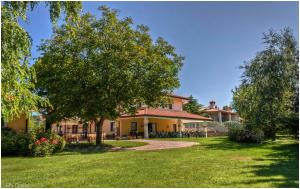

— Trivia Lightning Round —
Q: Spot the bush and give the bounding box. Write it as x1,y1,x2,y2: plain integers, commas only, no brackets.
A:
51,133,66,153
1,128,33,156
278,113,299,139
1,127,66,157
34,127,51,140
30,137,54,157
14,132,33,155
228,123,264,143
29,128,66,157
2,128,18,155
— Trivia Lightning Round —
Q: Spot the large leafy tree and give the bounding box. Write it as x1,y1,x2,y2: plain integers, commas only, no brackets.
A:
232,28,299,140
1,2,82,122
34,7,184,145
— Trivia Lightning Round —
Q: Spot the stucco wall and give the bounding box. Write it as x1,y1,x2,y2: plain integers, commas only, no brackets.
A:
119,117,180,136
172,98,184,111
148,118,178,132
51,119,115,135
6,114,27,132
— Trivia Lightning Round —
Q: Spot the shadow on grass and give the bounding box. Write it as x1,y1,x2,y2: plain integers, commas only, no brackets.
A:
232,142,299,187
202,137,299,187
249,142,299,188
58,143,126,155
200,137,262,151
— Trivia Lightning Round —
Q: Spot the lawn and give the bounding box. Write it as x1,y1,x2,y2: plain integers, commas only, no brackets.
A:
1,136,298,188
63,140,148,154
104,140,147,148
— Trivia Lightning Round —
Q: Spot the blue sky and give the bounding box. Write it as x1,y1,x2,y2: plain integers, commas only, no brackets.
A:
21,1,299,108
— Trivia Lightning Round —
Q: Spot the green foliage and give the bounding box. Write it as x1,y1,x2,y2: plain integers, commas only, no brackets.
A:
34,6,184,145
278,112,299,138
1,127,65,157
28,114,46,130
183,95,204,115
51,133,66,153
222,105,232,110
29,127,66,157
1,128,33,156
232,28,299,140
228,123,264,143
1,2,82,122
33,126,51,139
30,138,54,157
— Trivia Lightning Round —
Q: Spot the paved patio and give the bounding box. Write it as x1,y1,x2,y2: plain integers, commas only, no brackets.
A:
128,139,198,151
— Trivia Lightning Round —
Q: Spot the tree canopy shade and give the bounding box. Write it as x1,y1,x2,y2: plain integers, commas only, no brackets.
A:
1,1,82,122
34,6,184,145
232,28,299,140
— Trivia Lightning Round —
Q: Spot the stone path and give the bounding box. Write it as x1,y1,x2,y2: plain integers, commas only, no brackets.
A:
128,139,198,151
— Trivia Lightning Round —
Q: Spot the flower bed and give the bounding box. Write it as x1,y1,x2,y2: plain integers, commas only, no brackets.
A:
2,127,66,157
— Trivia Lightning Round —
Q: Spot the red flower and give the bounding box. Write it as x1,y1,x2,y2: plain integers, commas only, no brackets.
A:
51,140,58,145
40,137,48,143
35,140,41,145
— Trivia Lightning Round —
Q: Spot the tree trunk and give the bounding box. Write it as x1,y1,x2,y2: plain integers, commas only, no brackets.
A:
1,116,5,128
25,118,29,133
271,125,276,141
95,117,105,146
45,117,52,132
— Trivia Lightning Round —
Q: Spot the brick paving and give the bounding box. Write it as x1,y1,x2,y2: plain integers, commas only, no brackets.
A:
128,139,198,151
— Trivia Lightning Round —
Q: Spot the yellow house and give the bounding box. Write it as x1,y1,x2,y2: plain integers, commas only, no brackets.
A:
5,114,29,133
7,94,212,141
118,94,212,138
50,94,211,141
51,119,116,142
4,112,46,133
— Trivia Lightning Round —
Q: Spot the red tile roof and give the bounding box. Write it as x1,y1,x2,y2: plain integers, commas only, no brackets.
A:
168,94,190,100
121,108,212,121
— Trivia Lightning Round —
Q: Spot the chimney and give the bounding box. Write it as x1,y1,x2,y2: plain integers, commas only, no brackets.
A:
209,100,216,109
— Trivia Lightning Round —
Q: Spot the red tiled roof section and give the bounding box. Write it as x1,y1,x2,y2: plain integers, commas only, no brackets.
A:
121,108,212,121
168,94,190,100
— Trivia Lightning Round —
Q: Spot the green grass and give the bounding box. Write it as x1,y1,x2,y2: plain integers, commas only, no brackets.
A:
1,136,298,188
104,140,147,148
62,140,147,154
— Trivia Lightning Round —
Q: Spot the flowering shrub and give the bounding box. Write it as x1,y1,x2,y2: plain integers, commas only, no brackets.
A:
50,133,66,153
29,130,66,157
30,137,54,157
2,127,66,157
